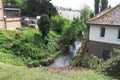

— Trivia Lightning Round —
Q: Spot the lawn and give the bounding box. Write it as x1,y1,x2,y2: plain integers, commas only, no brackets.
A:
0,62,116,80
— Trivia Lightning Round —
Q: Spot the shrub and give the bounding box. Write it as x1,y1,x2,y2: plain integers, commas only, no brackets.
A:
33,60,40,67
103,48,120,79
38,14,51,38
78,55,103,70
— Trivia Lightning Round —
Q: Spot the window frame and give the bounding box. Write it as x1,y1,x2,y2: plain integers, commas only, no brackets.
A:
118,29,120,39
100,27,106,38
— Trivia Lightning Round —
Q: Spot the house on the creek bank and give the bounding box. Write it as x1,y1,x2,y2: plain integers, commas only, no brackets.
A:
87,5,120,60
0,0,21,30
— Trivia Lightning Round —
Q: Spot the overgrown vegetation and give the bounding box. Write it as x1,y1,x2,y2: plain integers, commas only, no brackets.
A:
62,18,86,45
103,48,120,79
0,28,60,67
76,55,104,70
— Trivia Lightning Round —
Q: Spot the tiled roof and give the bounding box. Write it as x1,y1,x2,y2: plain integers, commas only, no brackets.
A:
87,5,120,26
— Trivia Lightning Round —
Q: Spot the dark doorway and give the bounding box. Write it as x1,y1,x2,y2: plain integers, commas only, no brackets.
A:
102,50,110,60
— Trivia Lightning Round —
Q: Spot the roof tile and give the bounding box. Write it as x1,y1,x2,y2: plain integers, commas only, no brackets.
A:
87,5,120,26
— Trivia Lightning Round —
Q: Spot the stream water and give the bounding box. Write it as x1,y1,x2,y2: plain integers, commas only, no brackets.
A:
51,41,81,66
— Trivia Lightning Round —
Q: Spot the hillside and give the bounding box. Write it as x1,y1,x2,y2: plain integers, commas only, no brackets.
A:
0,28,60,67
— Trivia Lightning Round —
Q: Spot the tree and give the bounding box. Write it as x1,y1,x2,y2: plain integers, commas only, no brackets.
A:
62,18,87,45
38,14,51,38
4,0,17,5
101,0,108,11
94,0,100,14
25,0,37,16
80,4,94,21
25,0,57,17
51,16,70,34
94,0,108,14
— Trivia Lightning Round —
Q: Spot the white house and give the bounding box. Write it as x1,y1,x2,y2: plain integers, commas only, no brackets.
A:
87,5,120,59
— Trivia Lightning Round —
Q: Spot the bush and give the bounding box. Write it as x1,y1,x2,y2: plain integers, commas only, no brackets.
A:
38,14,51,38
78,55,103,70
103,48,120,79
33,60,40,67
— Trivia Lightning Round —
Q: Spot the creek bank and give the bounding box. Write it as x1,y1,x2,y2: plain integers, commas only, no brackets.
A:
51,41,81,66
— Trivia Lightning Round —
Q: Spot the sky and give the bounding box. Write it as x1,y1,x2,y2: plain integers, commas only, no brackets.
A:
51,0,120,10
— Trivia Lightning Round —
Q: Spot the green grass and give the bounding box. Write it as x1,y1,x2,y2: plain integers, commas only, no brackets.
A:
0,52,24,66
0,62,116,80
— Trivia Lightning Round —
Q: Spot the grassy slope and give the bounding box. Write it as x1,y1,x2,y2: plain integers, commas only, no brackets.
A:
0,62,115,80
0,28,60,66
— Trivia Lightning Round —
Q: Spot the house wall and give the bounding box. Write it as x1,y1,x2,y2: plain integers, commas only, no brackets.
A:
58,10,80,20
0,0,5,29
6,18,21,30
89,25,120,45
88,40,120,58
88,25,120,58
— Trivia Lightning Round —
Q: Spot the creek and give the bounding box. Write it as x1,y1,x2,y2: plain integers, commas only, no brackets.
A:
51,41,81,66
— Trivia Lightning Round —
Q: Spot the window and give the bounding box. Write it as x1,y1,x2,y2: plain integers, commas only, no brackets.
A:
13,11,20,17
118,29,120,39
5,10,12,18
100,27,105,37
5,10,20,18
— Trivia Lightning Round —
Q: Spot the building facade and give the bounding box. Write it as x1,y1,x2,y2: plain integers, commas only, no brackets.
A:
58,10,80,20
87,5,120,59
0,0,21,30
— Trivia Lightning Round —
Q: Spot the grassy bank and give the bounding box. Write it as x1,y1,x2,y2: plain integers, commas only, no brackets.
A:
0,28,60,67
0,62,115,80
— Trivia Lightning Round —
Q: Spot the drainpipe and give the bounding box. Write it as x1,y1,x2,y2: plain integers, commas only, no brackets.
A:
2,0,7,29
3,16,7,29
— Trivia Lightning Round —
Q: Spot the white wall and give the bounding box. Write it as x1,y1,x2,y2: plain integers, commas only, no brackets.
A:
58,10,80,20
89,25,120,45
0,0,5,29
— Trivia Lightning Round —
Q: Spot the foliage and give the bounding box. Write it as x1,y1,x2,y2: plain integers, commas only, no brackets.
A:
0,52,24,66
94,0,108,14
0,28,60,66
80,4,94,21
38,14,51,38
101,0,108,11
4,0,17,5
78,55,104,70
0,62,115,80
51,16,70,34
62,18,86,45
103,48,120,79
94,0,100,14
24,0,57,17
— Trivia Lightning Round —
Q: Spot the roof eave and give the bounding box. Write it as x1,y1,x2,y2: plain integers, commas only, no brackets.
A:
4,8,20,11
87,23,120,26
